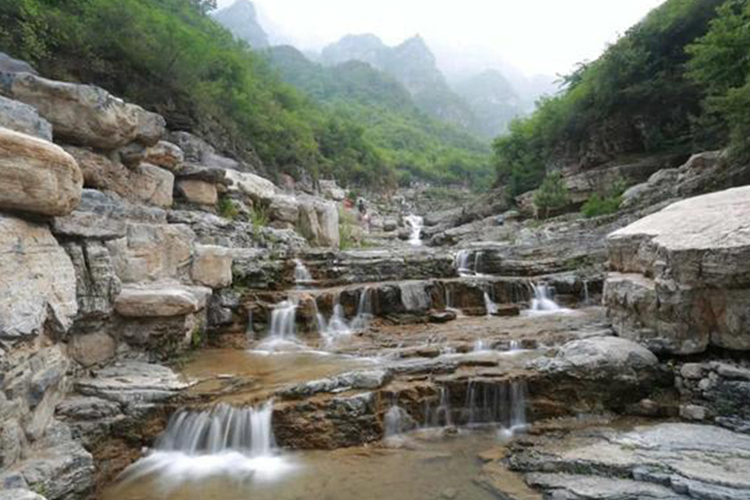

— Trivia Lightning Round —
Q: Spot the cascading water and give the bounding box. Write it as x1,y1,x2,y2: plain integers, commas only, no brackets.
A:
318,294,352,344
269,300,299,340
529,282,569,315
455,250,473,276
384,405,416,439
116,401,292,485
351,287,373,331
483,291,498,317
404,214,424,246
424,381,528,436
294,259,313,287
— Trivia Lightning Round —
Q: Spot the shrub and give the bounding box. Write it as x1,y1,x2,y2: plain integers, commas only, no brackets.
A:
581,177,627,218
533,171,569,218
217,196,239,220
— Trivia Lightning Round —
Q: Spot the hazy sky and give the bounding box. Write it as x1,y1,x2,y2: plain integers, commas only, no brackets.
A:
217,0,666,76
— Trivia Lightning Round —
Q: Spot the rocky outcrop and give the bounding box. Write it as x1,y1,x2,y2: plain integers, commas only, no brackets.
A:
0,127,82,216
0,72,165,150
605,186,750,354
114,285,211,318
0,216,78,343
506,423,750,500
0,96,52,140
190,245,233,289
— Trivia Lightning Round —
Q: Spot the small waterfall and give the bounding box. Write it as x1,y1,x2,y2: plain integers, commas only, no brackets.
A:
530,282,565,313
246,310,255,340
424,381,528,434
582,280,590,305
455,250,473,276
319,294,352,344
294,259,313,287
509,340,521,352
474,339,488,352
483,291,498,316
156,402,276,457
350,287,373,331
404,214,424,246
269,300,298,339
384,405,416,439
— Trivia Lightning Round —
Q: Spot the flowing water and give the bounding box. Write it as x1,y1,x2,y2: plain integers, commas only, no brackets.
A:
404,214,424,246
528,282,570,316
293,259,313,287
268,300,299,340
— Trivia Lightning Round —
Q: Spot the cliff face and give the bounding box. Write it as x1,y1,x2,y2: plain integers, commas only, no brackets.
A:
321,34,479,132
212,0,269,48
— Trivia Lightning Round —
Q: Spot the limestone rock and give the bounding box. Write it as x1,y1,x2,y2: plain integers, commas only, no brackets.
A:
64,146,173,207
269,195,300,228
0,216,78,342
191,245,233,289
279,369,391,399
0,96,52,140
52,189,166,240
0,52,38,75
63,241,122,320
0,127,82,216
0,490,47,500
114,284,211,317
225,169,277,202
168,130,240,171
297,195,340,249
319,180,346,201
0,72,165,149
144,140,184,171
176,179,217,206
75,361,191,405
107,223,195,283
605,186,750,353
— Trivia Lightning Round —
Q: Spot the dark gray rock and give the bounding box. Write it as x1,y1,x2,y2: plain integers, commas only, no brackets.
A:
0,96,52,141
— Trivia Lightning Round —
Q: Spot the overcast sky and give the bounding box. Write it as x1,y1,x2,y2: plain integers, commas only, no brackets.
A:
217,0,666,76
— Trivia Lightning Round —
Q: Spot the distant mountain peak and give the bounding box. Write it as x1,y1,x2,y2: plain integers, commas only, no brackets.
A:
212,0,269,49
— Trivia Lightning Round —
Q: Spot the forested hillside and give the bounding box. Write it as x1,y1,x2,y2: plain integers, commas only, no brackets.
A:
493,0,748,197
0,0,492,190
267,46,494,188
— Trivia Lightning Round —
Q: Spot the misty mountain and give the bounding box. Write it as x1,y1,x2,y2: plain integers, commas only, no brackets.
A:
320,34,478,131
454,70,524,137
212,0,269,49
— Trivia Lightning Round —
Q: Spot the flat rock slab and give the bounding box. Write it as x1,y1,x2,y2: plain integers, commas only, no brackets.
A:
605,186,750,353
75,361,192,405
114,285,211,317
508,422,750,500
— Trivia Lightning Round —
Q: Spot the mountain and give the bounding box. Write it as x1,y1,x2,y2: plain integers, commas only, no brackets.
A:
321,34,479,132
454,70,524,137
212,0,269,49
266,45,493,189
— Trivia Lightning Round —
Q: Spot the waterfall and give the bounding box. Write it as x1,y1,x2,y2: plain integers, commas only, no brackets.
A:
455,250,473,276
424,381,528,435
319,294,352,344
509,340,521,352
384,405,416,439
156,402,276,457
582,280,590,305
474,339,488,352
268,300,298,340
351,287,373,331
404,214,424,246
246,310,255,340
483,291,498,316
294,259,313,287
530,282,566,314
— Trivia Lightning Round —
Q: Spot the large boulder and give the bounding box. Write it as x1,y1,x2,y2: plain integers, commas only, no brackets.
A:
0,72,165,149
297,195,340,249
168,130,240,171
175,179,217,206
106,223,195,283
0,127,82,216
0,96,52,141
225,169,277,202
0,216,78,342
144,140,184,172
605,186,750,354
64,146,173,208
114,285,210,317
191,245,233,289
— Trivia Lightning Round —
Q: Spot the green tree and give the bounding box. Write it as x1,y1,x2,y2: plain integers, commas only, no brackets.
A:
533,171,569,219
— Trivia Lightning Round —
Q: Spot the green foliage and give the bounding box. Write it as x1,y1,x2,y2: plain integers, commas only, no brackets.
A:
250,204,270,230
266,46,494,190
217,196,239,220
687,0,750,159
493,0,727,196
0,0,398,189
338,208,359,250
533,171,569,218
581,177,627,218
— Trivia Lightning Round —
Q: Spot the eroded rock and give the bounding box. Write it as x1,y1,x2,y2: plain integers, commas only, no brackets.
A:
0,96,52,141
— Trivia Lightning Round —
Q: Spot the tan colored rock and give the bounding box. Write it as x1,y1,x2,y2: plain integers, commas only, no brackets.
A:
0,127,82,216
0,215,78,342
107,223,195,283
297,195,340,249
68,332,117,367
269,194,299,227
64,146,173,207
191,245,232,289
144,140,184,171
114,285,211,317
605,186,750,353
0,72,165,149
225,170,277,202
177,179,218,206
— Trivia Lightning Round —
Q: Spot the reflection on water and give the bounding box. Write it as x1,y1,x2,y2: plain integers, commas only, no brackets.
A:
104,429,533,500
